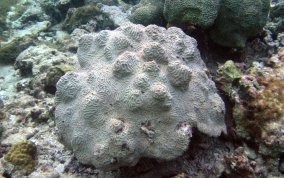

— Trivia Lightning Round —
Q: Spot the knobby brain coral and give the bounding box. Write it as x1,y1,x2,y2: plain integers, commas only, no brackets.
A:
129,0,270,48
129,0,165,26
210,0,270,48
55,23,226,170
4,140,37,174
163,0,220,28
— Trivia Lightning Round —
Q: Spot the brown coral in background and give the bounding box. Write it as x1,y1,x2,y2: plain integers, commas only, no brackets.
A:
245,77,284,137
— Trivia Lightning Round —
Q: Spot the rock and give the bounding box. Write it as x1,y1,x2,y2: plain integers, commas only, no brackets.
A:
62,5,116,33
6,0,50,30
216,60,242,96
121,0,140,5
0,98,4,109
270,2,284,19
40,0,85,23
0,36,35,64
0,144,10,158
0,0,52,63
266,2,284,38
280,160,284,173
55,23,226,170
0,0,53,64
2,126,38,145
14,44,75,97
29,108,50,123
0,0,18,36
100,4,130,26
85,0,119,6
43,66,72,94
228,47,284,157
29,172,60,178
170,173,189,178
224,147,259,177
0,110,7,120
119,134,231,177
65,28,89,52
14,59,33,77
55,30,70,43
0,124,4,140
15,44,75,76
244,144,257,160
0,65,21,100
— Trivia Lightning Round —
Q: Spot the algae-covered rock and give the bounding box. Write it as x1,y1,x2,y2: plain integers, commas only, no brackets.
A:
40,0,85,23
121,0,140,5
266,2,284,37
62,5,115,33
233,103,250,139
4,140,37,174
43,65,73,94
0,0,51,64
249,77,284,124
0,36,35,64
270,2,284,19
55,23,226,170
210,0,270,48
85,0,119,5
280,160,284,173
0,98,3,109
6,0,50,30
0,110,7,120
40,0,73,23
224,147,258,178
216,60,241,96
235,75,284,139
30,108,51,123
14,59,33,77
0,0,18,35
0,124,4,140
0,0,18,21
129,0,165,26
15,44,75,76
164,0,220,28
232,48,284,155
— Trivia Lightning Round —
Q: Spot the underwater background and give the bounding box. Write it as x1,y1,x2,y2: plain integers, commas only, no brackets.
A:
0,0,283,177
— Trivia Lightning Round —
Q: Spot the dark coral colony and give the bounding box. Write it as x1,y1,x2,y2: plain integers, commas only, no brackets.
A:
0,0,283,177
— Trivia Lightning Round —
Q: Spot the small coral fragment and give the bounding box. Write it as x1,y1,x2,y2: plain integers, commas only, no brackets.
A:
4,140,37,175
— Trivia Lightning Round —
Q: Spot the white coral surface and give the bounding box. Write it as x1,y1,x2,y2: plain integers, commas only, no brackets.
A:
55,23,226,170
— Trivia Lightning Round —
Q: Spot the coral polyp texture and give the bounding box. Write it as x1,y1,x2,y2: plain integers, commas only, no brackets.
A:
163,0,220,28
4,140,37,174
55,23,226,170
210,0,270,48
129,0,165,26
